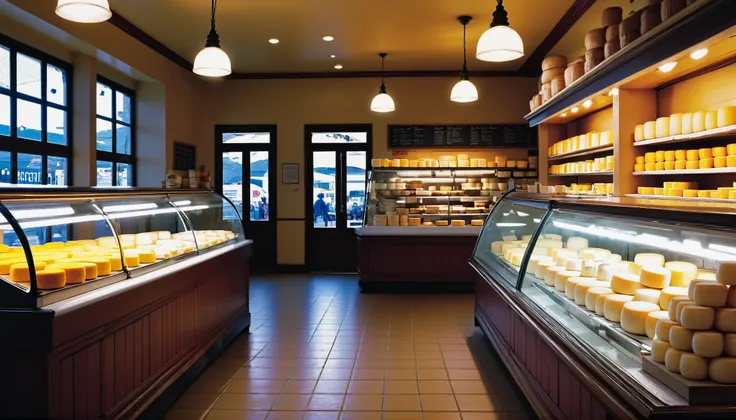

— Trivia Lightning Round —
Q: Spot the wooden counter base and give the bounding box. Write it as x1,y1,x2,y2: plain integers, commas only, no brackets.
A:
357,235,476,292
0,243,252,419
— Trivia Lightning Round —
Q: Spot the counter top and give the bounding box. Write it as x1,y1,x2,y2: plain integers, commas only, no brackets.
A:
356,226,483,237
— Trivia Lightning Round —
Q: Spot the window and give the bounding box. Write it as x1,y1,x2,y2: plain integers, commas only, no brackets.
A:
96,77,134,186
0,34,72,186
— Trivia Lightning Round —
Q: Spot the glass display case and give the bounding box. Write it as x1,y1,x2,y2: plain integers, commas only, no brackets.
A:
0,188,245,309
472,191,736,408
363,168,539,228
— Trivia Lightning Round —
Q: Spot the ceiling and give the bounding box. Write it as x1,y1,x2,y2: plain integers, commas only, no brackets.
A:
110,0,576,74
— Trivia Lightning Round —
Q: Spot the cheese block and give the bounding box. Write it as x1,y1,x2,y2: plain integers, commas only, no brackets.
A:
717,106,736,127
655,117,670,138
708,358,736,383
700,158,714,169
693,111,706,132
660,287,688,310
634,125,644,142
611,272,643,295
665,348,685,373
635,288,662,305
716,308,736,332
450,220,465,227
692,281,728,307
675,160,687,170
621,301,660,335
575,280,612,306
656,319,678,342
697,269,717,280
645,152,656,163
646,311,670,339
716,261,736,285
470,219,484,227
705,110,718,130
726,334,736,357
669,113,683,135
36,269,66,289
644,121,656,140
684,188,699,197
639,266,671,289
566,277,590,300
435,220,449,226
651,338,671,363
586,286,614,311
97,236,117,247
45,263,86,284
680,353,709,380
680,305,715,331
664,150,676,162
668,296,691,320
686,150,699,161
681,114,693,134
665,261,697,287
670,325,695,351
544,266,567,287
655,162,665,171
603,294,634,322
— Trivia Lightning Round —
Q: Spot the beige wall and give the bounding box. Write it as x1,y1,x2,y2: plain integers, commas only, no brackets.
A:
203,77,537,265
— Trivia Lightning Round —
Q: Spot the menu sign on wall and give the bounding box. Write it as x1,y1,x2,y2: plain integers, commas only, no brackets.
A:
388,124,536,148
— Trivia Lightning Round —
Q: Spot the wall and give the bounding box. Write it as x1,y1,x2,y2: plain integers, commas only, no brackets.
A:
203,77,538,265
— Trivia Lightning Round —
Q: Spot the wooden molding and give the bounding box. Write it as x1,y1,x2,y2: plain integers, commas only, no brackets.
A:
228,70,523,80
517,0,598,76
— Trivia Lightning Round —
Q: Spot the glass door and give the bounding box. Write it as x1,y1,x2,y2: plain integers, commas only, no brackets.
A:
215,125,277,273
306,125,371,272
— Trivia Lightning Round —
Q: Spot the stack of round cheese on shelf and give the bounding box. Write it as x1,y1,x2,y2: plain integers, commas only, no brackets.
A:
636,181,736,200
531,183,615,195
549,155,614,175
634,106,736,143
634,144,736,172
548,130,613,157
650,260,736,384
370,155,536,169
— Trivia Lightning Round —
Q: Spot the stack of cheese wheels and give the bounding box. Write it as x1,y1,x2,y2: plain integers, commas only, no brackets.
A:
634,106,736,143
650,260,736,383
540,56,567,102
634,143,736,173
584,28,606,72
601,7,622,59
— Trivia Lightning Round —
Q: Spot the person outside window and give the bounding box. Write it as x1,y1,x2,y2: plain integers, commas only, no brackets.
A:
314,193,329,226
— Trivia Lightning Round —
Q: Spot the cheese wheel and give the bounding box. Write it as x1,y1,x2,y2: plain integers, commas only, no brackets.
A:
36,269,66,289
580,261,598,278
608,254,622,263
566,277,589,300
670,325,695,351
716,261,736,285
565,258,584,271
665,261,697,287
718,106,736,127
634,163,645,172
579,248,611,262
603,294,634,322
726,334,736,356
715,156,727,168
544,266,566,287
651,338,671,363
699,158,714,169
639,266,671,289
692,281,728,307
645,163,657,171
45,263,86,285
134,249,156,264
664,150,676,162
586,286,614,311
596,263,616,281
70,262,98,279
660,287,688,310
705,110,718,130
554,271,581,292
716,308,736,332
681,114,693,134
655,162,665,171
668,297,692,320
697,269,717,281
535,261,554,279
575,280,611,306
621,301,660,335
680,353,709,380
655,150,665,163
634,253,664,268
646,311,670,339
97,236,117,247
0,258,28,275
713,146,727,157
675,160,686,170
635,288,662,305
667,188,682,196
673,150,686,161
728,285,736,308
692,111,705,132
10,262,47,282
665,348,685,373
656,319,678,342
611,272,643,295
655,117,670,137
680,305,715,331
686,150,699,161
692,331,724,358
669,114,683,135
66,257,113,276
595,294,609,316
684,188,699,197
645,152,656,163
635,156,645,164
634,125,644,142
676,300,697,323
708,358,736,383
698,190,714,198
640,187,655,195
643,121,656,140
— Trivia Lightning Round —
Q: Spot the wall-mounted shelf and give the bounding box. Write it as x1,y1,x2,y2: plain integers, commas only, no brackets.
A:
626,194,736,204
548,145,614,162
548,171,613,178
633,124,736,147
633,167,736,176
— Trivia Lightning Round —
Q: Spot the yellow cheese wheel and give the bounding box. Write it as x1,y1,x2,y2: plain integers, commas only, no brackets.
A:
65,257,112,276
692,281,728,307
635,288,662,306
680,305,715,331
655,162,665,171
566,277,589,300
681,113,693,134
680,353,709,380
655,150,665,163
715,156,727,168
664,261,697,287
668,296,691,320
698,190,714,198
535,261,554,279
683,189,698,197
665,348,685,373
603,294,634,322
718,106,736,127
729,144,736,155
652,338,671,363
134,249,156,264
699,148,713,159
686,150,699,161
36,269,66,289
713,146,727,157
662,150,675,162
0,258,29,275
644,121,656,140
575,280,611,306
645,163,656,171
656,319,678,342
700,158,714,169
660,287,688,310
634,125,644,142
646,311,670,339
595,294,609,316
675,160,686,170
686,161,699,170
634,163,645,172
639,266,671,289
635,156,645,164
667,188,683,196
692,111,705,132
611,272,643,295
645,152,656,163
45,263,86,284
10,262,47,282
73,262,99,279
717,261,736,285
705,110,718,130
693,331,723,358
635,253,665,268
621,301,660,335
709,358,736,383
640,187,655,195
710,191,721,198
675,150,687,160
585,286,614,311
669,325,695,351
726,334,736,357
715,308,736,332
544,266,566,287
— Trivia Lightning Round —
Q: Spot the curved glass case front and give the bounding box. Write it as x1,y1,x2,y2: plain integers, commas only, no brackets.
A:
0,189,244,308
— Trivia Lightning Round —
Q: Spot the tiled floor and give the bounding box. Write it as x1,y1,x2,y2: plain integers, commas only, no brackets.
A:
166,276,535,420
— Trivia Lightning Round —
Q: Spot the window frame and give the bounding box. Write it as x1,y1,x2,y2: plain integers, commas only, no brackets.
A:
0,33,73,186
95,75,136,187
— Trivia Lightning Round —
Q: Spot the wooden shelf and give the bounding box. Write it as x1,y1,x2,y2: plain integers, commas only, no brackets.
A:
548,145,614,162
626,194,736,204
633,167,736,175
634,124,736,147
548,171,613,177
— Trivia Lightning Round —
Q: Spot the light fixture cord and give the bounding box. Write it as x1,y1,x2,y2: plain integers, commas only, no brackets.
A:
461,21,468,80
379,54,387,94
205,0,222,48
491,0,510,27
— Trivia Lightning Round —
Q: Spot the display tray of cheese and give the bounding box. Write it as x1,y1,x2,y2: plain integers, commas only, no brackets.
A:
549,155,614,176
527,182,614,195
628,182,736,203
548,131,614,159
0,229,236,291
370,154,535,169
633,106,736,147
633,144,736,174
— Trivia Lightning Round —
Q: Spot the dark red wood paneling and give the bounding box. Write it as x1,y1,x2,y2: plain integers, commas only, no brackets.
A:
135,319,143,389
150,308,162,374
73,348,88,419
559,362,571,418
125,323,135,395
114,328,126,403
101,335,115,414
580,386,592,420
60,356,74,419
142,315,150,380
87,342,101,419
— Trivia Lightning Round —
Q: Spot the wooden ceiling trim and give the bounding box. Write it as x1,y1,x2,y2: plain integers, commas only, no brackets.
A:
228,70,524,79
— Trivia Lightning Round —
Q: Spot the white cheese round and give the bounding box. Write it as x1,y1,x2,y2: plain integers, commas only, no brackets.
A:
621,301,660,335
692,331,724,358
716,261,736,285
656,319,678,342
611,272,643,295
708,358,736,384
716,308,736,332
651,338,671,363
634,288,662,306
669,325,695,351
665,348,685,373
680,305,715,331
693,281,729,307
680,353,709,380
640,266,671,289
665,261,697,287
646,311,670,340
603,294,634,323
586,287,613,312
660,287,688,310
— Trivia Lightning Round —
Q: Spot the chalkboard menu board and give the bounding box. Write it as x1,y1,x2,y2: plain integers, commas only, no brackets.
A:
174,142,196,170
388,124,536,148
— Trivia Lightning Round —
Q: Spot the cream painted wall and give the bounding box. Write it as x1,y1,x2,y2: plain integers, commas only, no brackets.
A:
202,77,537,265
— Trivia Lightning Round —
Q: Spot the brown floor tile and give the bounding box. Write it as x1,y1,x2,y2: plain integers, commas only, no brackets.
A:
454,394,498,412
236,368,295,380
174,392,221,409
461,413,529,420
314,380,349,394
271,394,312,411
351,369,385,380
266,412,305,420
442,360,478,370
291,368,324,380
385,359,416,369
416,369,448,380
415,359,446,369
381,411,423,420
165,408,208,420
213,393,278,411
384,380,418,395
450,381,487,395
420,395,458,412
302,412,340,420
306,394,345,411
187,377,232,394
224,379,287,394
342,394,383,411
442,351,473,360
387,350,415,360
205,410,269,420
353,359,386,369
325,359,356,369
447,370,482,381
248,358,300,368
320,368,353,380
418,380,453,395
281,380,318,394
385,369,417,381
297,358,327,368
338,412,382,420
382,395,421,411
347,380,384,394
423,413,462,420
415,351,443,360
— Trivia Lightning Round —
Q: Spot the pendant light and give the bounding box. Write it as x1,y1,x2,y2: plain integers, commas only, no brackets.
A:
476,0,524,62
370,53,395,113
55,0,112,23
193,0,232,77
451,16,479,103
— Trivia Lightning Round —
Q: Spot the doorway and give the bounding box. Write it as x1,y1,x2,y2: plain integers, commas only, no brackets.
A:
305,124,372,272
215,125,277,273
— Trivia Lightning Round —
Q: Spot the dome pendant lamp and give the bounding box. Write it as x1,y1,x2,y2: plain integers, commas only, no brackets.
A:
55,0,112,23
476,0,524,62
451,16,479,103
370,53,395,113
193,0,232,77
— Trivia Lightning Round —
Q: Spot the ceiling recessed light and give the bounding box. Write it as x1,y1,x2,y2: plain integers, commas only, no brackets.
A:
323,36,334,41
571,107,579,113
583,100,593,108
330,54,336,58
690,48,708,60
609,88,619,96
659,62,677,73
268,38,279,44
334,64,343,69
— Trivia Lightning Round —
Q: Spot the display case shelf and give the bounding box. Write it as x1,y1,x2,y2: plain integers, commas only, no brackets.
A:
633,124,736,147
625,193,736,204
633,167,736,176
548,171,613,177
548,145,614,162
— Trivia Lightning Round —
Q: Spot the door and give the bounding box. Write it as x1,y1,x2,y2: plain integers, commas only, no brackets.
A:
305,124,371,272
215,125,277,273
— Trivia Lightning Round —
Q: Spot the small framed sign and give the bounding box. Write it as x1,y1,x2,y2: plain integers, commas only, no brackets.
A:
174,142,196,170
282,163,299,184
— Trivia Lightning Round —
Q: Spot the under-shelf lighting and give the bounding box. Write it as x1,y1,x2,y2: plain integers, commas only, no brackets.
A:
561,112,567,117
268,38,279,44
690,48,708,60
583,100,593,108
659,62,677,73
334,64,343,69
609,88,619,96
571,106,579,113
322,36,334,41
